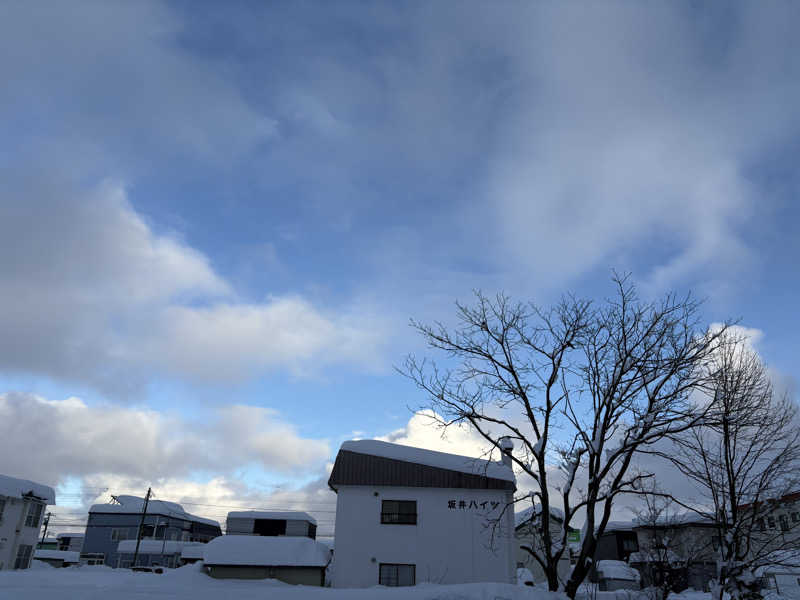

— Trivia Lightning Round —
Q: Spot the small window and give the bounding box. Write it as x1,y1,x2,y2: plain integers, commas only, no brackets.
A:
111,528,131,541
379,563,415,587
622,538,639,552
381,500,417,525
768,517,776,529
792,512,799,523
779,515,789,532
254,519,287,536
14,545,33,569
24,502,43,528
758,518,766,531
0,498,6,520
308,523,317,540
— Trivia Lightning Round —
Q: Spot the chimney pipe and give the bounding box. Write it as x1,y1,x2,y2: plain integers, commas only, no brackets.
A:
499,437,514,467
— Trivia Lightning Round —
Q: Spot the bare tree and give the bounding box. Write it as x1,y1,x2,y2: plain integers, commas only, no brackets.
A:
402,275,728,597
633,485,717,600
649,332,800,600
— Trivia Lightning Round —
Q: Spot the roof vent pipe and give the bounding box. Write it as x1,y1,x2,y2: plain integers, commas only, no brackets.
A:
499,437,514,467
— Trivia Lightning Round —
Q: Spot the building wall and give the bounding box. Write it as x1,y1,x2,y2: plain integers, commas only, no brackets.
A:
206,564,325,585
83,512,220,567
332,485,515,588
58,536,84,552
0,495,46,570
514,516,572,585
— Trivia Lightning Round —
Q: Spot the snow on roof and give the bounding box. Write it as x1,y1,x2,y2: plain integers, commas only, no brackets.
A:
515,504,566,528
56,533,84,539
597,560,641,581
34,550,80,563
117,540,202,555
0,474,55,504
203,535,331,567
635,512,714,527
226,511,317,525
89,495,219,528
601,520,636,533
340,439,515,482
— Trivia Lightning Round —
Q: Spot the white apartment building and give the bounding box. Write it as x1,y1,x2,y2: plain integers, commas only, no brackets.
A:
328,439,516,588
0,474,55,570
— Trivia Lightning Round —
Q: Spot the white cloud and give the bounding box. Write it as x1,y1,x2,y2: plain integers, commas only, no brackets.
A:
0,181,388,389
377,410,495,460
0,392,330,486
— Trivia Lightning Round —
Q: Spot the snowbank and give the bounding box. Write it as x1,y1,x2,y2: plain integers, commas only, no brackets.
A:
203,535,331,567
0,563,566,600
227,511,317,525
89,495,219,527
597,561,641,582
341,439,515,481
0,473,55,504
0,561,561,599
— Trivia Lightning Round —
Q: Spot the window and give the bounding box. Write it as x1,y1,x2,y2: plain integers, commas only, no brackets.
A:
791,512,799,523
379,563,415,587
24,502,43,528
779,515,789,532
768,517,776,529
81,553,105,566
0,498,5,521
111,528,131,541
381,500,417,525
712,536,721,551
758,518,766,531
254,519,287,536
308,523,317,540
622,538,639,552
14,545,33,569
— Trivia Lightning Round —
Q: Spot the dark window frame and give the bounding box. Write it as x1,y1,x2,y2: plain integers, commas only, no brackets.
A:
379,563,416,587
779,514,789,532
380,500,417,525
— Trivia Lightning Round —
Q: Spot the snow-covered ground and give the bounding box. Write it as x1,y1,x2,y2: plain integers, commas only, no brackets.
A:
0,562,556,600
6,563,795,600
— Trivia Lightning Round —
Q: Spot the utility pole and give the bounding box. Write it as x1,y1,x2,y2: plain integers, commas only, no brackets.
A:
40,512,51,545
131,487,152,568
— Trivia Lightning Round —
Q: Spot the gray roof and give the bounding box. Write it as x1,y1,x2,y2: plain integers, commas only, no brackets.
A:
328,445,516,491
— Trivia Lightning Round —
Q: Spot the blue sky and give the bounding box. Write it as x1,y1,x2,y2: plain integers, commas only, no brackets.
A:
1,1,798,532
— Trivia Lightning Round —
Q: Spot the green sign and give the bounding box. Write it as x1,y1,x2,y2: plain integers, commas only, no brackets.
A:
567,531,581,543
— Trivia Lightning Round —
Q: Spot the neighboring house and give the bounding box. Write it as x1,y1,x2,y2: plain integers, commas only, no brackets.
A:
57,533,84,552
631,513,719,592
82,494,221,568
595,521,640,563
33,549,80,568
0,474,55,571
514,504,576,585
115,539,204,568
203,535,331,585
740,491,800,556
328,439,517,588
226,511,317,539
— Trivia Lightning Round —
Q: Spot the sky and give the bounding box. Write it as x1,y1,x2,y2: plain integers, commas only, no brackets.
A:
1,1,799,537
